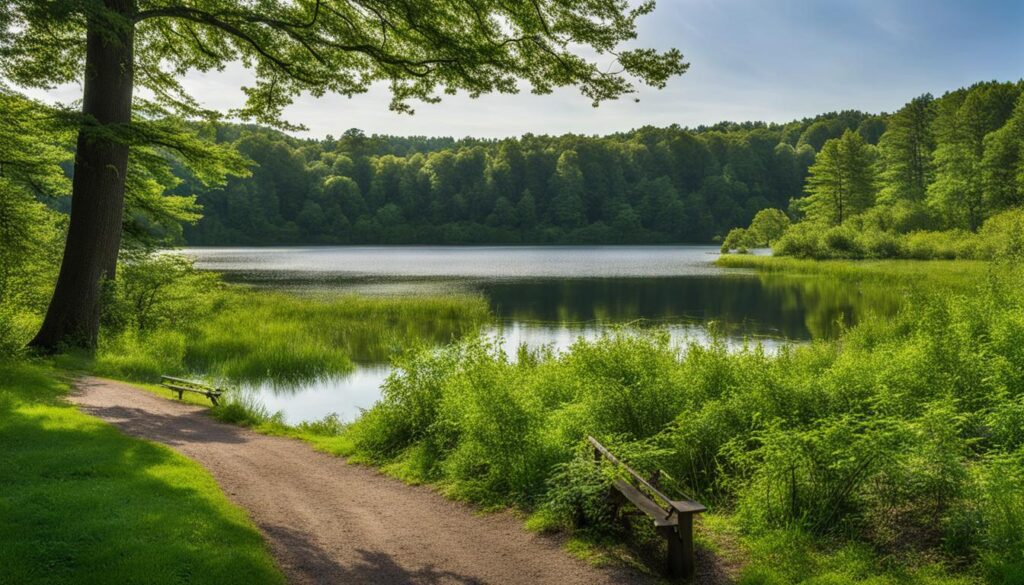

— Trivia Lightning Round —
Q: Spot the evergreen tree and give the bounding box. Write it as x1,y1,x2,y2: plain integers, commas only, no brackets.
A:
801,130,876,225
982,94,1024,210
878,94,936,204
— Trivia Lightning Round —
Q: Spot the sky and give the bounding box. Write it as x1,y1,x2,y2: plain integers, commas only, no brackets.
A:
29,0,1024,139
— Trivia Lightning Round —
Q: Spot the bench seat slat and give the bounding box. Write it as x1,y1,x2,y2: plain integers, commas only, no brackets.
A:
612,479,678,526
162,384,222,396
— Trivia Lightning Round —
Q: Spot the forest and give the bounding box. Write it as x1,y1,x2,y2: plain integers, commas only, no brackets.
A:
725,80,1024,259
174,80,1024,250
177,112,869,244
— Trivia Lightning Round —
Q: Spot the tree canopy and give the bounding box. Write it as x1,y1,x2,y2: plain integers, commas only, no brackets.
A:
0,0,688,350
1,0,687,124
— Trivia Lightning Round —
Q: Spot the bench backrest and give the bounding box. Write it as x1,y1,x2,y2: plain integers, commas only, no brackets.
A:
588,435,705,521
160,375,221,393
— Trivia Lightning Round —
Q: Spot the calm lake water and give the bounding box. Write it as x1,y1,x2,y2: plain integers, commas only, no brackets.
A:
186,246,900,424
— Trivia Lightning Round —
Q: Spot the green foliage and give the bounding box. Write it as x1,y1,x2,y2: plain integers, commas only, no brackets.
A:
182,119,836,245
722,227,756,253
775,81,1024,259
800,130,877,226
336,259,1024,582
90,254,490,384
928,82,1022,231
771,208,1024,261
748,208,791,247
0,91,70,354
2,0,685,125
103,253,221,332
878,94,936,205
0,359,283,585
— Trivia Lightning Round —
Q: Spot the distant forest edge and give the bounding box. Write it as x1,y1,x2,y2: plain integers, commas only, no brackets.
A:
175,79,1024,246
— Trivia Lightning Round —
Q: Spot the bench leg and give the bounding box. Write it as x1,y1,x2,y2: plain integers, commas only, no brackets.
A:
210,395,219,406
659,513,695,580
176,390,183,401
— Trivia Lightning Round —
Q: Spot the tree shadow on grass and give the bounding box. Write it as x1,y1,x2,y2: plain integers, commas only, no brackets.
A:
0,404,283,585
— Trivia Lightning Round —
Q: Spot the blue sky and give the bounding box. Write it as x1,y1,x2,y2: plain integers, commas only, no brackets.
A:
31,0,1024,138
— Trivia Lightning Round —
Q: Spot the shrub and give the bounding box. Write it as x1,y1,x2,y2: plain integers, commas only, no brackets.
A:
722,227,756,254
822,225,865,258
335,260,1024,580
861,230,904,259
733,416,905,535
774,222,826,258
975,453,1024,577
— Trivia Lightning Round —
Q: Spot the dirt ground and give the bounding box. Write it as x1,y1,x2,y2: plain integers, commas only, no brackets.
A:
70,377,658,585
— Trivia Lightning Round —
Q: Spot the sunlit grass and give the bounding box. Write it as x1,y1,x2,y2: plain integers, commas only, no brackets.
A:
716,254,989,287
92,290,490,384
0,359,283,585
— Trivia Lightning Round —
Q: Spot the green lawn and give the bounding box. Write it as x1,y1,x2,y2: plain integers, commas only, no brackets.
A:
0,359,283,585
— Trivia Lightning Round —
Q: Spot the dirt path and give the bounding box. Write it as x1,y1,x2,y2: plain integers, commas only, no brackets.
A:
70,377,655,585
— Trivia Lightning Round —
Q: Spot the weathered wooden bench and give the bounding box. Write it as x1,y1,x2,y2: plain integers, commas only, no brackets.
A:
588,435,706,580
160,375,223,406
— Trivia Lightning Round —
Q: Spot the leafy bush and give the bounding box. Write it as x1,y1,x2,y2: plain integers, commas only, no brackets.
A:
975,453,1024,577
772,207,1024,261
860,229,904,258
822,225,865,258
338,260,1024,581
722,227,757,253
773,222,827,258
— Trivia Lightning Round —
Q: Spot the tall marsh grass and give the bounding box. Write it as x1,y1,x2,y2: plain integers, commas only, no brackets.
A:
91,257,490,384
339,260,1024,583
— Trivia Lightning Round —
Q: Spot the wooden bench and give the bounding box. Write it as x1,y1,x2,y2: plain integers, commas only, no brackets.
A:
589,436,706,580
160,375,223,406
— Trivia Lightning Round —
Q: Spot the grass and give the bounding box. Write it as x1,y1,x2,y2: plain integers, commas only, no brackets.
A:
8,254,1020,584
0,359,284,585
92,289,491,385
318,259,1024,584
716,253,989,287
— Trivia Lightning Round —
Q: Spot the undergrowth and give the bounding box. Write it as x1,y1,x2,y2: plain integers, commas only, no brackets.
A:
327,259,1024,584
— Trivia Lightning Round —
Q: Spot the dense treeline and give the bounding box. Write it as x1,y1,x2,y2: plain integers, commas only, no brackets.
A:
724,80,1024,259
179,110,887,245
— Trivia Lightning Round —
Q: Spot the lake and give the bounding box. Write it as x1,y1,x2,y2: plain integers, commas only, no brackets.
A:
186,246,900,424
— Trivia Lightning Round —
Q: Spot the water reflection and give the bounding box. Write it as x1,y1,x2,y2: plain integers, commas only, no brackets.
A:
242,366,392,425
185,246,905,424
481,274,901,341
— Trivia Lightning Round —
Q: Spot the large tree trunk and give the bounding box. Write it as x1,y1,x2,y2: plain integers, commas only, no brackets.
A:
29,2,135,352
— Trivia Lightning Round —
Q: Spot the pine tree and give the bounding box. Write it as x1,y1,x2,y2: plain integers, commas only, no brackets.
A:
878,94,936,204
982,94,1024,210
928,82,1021,230
801,130,876,225
550,151,586,229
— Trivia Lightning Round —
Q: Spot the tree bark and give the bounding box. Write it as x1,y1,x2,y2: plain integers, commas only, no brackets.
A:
29,1,135,352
